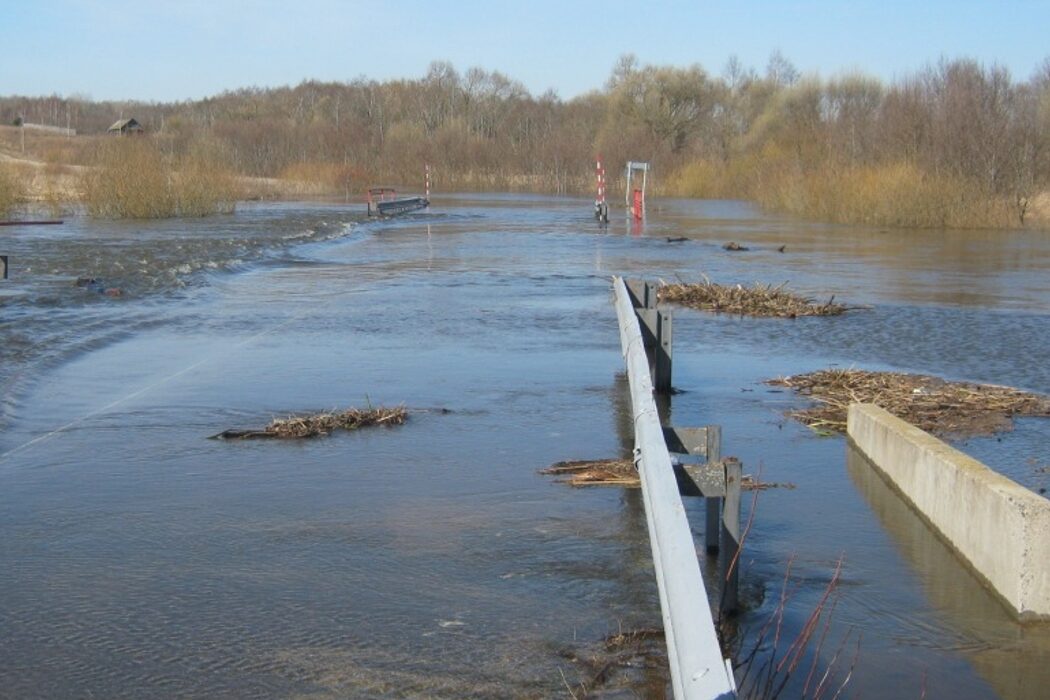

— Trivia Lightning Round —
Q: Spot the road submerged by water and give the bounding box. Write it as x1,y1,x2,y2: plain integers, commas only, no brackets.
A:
1,196,1048,698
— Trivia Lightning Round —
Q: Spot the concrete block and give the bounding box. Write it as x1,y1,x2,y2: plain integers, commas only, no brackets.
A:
848,403,1050,620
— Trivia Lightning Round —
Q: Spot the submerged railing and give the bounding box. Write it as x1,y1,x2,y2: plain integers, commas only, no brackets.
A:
612,276,737,699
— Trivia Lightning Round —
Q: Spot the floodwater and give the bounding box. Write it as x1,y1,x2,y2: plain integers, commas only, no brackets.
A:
1,195,1048,698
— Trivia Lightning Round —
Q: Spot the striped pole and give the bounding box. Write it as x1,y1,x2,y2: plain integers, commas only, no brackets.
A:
425,164,431,200
596,156,606,205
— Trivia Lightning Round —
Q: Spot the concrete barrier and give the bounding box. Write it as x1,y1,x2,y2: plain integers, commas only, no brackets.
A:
848,403,1050,620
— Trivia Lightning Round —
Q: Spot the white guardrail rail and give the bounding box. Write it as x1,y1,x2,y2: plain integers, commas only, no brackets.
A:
612,276,737,699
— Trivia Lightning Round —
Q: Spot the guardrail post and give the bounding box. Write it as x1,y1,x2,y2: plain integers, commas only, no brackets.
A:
1,255,7,280
625,278,656,310
654,310,673,393
704,426,722,554
626,279,673,393
720,458,742,615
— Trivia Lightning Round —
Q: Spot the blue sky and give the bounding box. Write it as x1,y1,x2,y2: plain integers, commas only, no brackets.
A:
2,0,1048,102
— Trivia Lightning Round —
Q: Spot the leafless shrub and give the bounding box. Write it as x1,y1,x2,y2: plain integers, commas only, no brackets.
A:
81,137,237,218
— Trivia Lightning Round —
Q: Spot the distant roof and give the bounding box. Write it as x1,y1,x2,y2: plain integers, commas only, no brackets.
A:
107,118,143,132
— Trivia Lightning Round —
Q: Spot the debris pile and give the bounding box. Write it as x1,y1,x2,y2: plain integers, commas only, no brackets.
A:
541,458,793,490
539,458,636,487
658,279,848,318
213,406,407,440
768,369,1050,437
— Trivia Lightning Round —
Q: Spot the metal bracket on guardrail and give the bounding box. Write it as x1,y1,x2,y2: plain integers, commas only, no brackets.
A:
665,424,741,615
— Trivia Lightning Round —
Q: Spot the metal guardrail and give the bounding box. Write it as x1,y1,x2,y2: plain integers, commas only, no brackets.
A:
613,276,737,699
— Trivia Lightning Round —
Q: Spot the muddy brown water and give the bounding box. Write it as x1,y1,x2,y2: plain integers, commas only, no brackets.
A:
1,196,1048,698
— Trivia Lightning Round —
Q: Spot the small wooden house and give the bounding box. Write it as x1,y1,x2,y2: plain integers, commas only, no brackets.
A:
107,118,144,135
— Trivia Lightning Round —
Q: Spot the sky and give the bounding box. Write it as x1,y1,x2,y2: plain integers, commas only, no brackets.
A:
1,0,1048,103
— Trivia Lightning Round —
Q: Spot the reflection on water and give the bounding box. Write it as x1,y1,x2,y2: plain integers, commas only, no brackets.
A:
847,443,1050,700
0,195,1047,698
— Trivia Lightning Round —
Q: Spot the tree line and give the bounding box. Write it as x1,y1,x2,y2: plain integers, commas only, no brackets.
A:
2,52,1048,226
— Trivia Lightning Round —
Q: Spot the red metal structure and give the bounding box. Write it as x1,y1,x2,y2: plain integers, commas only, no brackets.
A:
625,161,650,220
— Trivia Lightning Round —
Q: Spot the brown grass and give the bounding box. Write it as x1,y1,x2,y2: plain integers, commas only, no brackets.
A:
277,161,360,198
757,162,1017,230
212,406,407,440
768,368,1050,437
0,161,24,216
658,279,850,318
667,157,1026,230
81,137,238,218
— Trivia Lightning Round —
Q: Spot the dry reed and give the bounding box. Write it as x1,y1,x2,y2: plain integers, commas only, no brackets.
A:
81,137,238,218
212,406,407,440
658,279,849,318
768,368,1050,437
666,157,1025,230
0,162,24,216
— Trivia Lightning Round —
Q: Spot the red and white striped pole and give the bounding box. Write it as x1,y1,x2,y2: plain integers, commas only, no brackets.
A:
596,155,605,206
595,155,608,222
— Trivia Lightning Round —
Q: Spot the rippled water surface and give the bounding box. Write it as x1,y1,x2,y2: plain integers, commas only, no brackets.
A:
1,196,1048,698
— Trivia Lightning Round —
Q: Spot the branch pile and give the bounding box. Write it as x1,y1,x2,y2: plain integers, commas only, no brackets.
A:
540,459,637,487
658,280,848,318
768,369,1050,437
212,406,407,439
